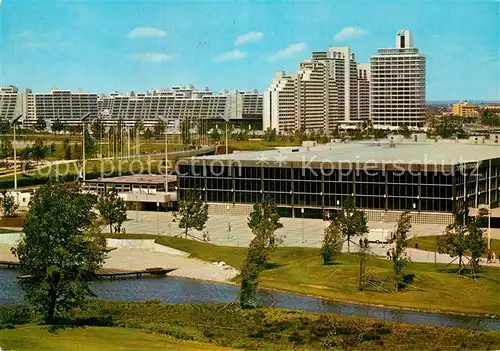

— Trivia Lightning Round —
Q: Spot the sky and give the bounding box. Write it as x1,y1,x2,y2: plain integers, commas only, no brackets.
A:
0,0,498,101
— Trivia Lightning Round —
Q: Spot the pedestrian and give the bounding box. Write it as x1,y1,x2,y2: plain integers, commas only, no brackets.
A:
202,232,207,242
206,231,211,242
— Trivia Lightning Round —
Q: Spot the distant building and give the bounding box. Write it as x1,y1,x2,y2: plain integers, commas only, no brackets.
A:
21,88,98,127
0,86,20,121
370,29,426,127
97,86,263,130
18,86,263,130
482,104,500,114
264,47,370,134
452,101,479,117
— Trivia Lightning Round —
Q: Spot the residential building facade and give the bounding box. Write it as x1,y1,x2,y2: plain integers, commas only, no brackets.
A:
21,89,99,127
0,86,20,121
370,29,426,127
452,101,479,117
264,47,370,134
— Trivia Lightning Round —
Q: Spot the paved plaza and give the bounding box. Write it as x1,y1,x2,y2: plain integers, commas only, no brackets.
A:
117,210,500,252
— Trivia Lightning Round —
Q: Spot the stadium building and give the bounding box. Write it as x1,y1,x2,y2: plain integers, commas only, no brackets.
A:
178,138,500,224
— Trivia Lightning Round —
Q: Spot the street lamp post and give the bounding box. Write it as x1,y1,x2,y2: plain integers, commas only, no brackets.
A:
81,113,91,181
9,115,23,191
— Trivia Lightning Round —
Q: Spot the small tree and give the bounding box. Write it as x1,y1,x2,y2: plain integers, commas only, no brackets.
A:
12,182,104,323
0,119,10,134
1,190,19,218
240,198,283,308
358,238,369,291
174,190,209,238
388,211,412,291
321,220,344,265
51,119,64,134
143,128,154,143
0,139,13,159
49,142,56,156
97,189,127,233
209,128,221,142
153,120,166,139
334,196,368,252
437,223,469,273
31,138,48,163
34,116,47,132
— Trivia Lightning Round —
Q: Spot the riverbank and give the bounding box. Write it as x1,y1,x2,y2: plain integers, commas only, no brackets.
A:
2,302,500,350
106,234,500,317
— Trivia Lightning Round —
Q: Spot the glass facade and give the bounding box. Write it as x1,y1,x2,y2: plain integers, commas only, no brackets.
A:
178,160,500,214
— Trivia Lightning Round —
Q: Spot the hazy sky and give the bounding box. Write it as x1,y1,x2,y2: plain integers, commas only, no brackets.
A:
0,0,498,101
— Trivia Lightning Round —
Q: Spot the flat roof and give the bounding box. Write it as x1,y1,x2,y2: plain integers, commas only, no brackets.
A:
87,174,177,185
185,141,500,168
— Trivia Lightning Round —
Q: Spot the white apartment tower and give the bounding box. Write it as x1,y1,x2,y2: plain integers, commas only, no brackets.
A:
264,46,369,134
370,29,426,127
0,86,20,121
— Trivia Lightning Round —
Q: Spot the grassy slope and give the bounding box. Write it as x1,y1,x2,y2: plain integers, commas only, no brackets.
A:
0,325,235,351
408,235,500,256
5,302,499,351
107,234,500,316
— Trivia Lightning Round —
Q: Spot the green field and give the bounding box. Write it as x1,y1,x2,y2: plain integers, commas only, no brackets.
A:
0,325,235,351
407,235,500,257
2,303,499,350
229,140,300,151
106,234,500,316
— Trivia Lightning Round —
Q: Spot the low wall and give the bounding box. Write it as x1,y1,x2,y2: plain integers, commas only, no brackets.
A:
106,238,189,257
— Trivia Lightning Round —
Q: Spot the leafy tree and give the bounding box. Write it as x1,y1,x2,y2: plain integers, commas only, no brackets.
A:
174,190,209,238
51,119,64,134
34,116,47,132
90,119,105,139
263,127,277,142
97,188,127,233
31,138,48,163
358,238,369,291
74,142,82,161
437,223,470,273
84,131,97,157
180,119,191,145
388,211,412,291
468,221,487,273
12,182,104,323
321,220,344,265
373,129,389,139
63,138,72,160
1,190,19,218
153,120,166,139
209,128,221,142
0,139,13,159
49,142,56,156
334,196,368,252
143,128,153,143
240,198,283,308
398,125,412,138
0,119,11,134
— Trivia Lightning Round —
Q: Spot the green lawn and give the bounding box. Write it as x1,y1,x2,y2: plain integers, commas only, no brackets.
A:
107,234,500,316
3,303,500,351
0,325,235,351
407,235,500,257
230,140,301,151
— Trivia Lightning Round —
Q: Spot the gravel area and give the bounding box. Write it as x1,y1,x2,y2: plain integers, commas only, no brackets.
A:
0,244,239,283
104,248,238,282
